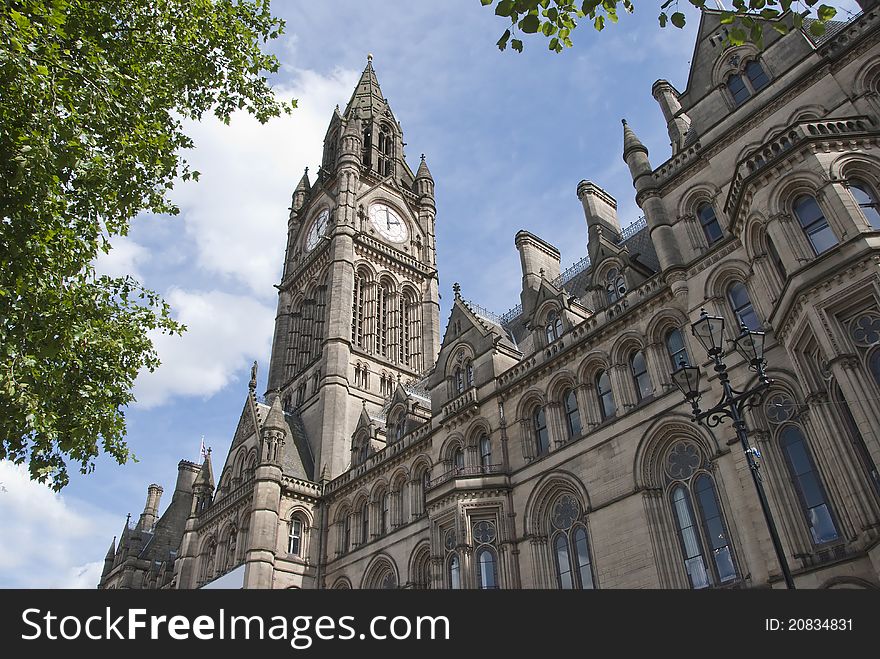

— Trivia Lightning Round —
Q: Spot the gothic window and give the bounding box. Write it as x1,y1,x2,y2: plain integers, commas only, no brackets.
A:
378,123,394,176
847,179,880,229
726,74,750,106
453,446,465,473
550,495,595,589
404,291,422,370
380,492,390,536
411,546,431,590
399,294,410,365
727,282,759,330
391,480,405,528
313,285,327,358
288,517,304,556
479,434,492,469
299,297,315,365
447,552,461,590
666,328,690,369
596,370,616,421
793,195,837,255
454,366,464,395
605,268,626,304
465,360,474,388
630,350,653,402
421,469,430,513
342,513,351,553
563,388,581,439
352,272,366,349
665,441,737,588
533,406,549,456
393,412,406,442
473,520,499,590
779,425,840,545
360,500,370,544
376,281,390,358
745,60,770,91
362,125,372,168
697,203,723,244
545,310,563,343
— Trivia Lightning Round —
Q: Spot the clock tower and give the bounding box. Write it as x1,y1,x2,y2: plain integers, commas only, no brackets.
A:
266,56,441,481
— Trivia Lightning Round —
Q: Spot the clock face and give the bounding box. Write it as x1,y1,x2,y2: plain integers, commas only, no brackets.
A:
369,203,408,243
306,208,330,251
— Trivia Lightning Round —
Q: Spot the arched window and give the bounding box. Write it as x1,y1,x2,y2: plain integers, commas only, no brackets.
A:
745,60,769,91
380,492,390,536
545,310,563,343
726,74,750,106
393,412,406,443
376,281,390,357
665,442,737,588
605,268,626,304
767,235,787,281
476,548,498,589
727,282,759,330
452,446,465,472
697,203,723,244
666,328,690,368
465,360,474,388
563,388,581,438
342,513,351,553
630,351,652,402
479,434,492,469
550,495,595,589
362,125,372,168
454,367,464,395
779,425,839,545
288,517,303,556
447,553,461,590
351,272,366,348
793,195,837,255
360,500,370,545
421,469,430,512
533,407,549,456
596,370,616,420
848,179,880,230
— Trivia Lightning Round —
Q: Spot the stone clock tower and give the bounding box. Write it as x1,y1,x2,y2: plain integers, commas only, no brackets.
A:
266,56,441,481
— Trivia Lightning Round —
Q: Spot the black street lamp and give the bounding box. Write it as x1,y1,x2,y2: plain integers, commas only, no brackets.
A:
671,309,796,589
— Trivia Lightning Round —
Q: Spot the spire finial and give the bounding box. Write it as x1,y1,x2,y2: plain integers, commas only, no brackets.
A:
367,53,373,63
621,118,627,126
452,282,461,297
420,153,425,162
249,360,257,392
304,166,308,175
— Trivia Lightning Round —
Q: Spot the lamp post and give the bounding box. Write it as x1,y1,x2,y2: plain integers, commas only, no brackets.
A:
671,309,796,590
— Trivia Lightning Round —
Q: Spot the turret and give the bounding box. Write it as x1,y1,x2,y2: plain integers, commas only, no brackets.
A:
243,394,286,588
622,119,684,275
515,230,561,312
191,452,215,515
136,483,163,531
414,153,434,199
578,180,621,247
651,79,691,154
100,537,116,583
291,168,310,216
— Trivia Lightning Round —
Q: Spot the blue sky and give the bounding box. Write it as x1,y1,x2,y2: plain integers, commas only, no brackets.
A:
0,0,862,587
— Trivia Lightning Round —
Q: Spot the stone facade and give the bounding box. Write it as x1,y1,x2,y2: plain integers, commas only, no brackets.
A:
100,7,880,590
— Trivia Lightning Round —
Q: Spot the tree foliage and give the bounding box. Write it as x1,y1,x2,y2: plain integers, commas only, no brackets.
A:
0,0,293,490
482,0,842,53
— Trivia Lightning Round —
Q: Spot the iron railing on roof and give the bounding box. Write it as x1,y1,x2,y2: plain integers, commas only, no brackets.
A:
550,254,591,289
619,216,647,242
499,303,523,325
464,299,505,326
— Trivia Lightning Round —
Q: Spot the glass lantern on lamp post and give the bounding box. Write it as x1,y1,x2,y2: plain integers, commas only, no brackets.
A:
671,309,795,589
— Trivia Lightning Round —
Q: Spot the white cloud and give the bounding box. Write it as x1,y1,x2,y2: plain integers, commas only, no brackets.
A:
170,67,360,296
93,236,150,280
0,461,118,588
134,288,276,408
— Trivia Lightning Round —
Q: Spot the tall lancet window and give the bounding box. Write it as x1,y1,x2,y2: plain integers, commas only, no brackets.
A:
378,123,393,176
286,307,302,379
352,271,367,350
299,297,315,367
362,124,372,168
377,280,391,358
408,293,422,371
313,285,327,360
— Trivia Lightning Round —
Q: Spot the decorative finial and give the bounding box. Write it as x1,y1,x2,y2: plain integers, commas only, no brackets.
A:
249,360,258,392
367,53,373,63
621,118,627,126
452,282,461,297
304,166,308,175
420,153,425,162
539,267,545,278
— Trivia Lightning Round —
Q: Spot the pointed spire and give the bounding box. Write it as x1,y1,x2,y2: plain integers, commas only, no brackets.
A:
415,153,433,180
294,168,310,193
622,118,648,161
263,393,286,432
343,53,388,121
105,537,117,560
193,450,214,491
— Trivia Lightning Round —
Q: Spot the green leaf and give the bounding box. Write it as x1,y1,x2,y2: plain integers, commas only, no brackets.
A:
511,38,524,52
809,21,826,36
497,28,511,50
496,0,516,16
520,14,541,33
670,12,686,28
817,5,837,21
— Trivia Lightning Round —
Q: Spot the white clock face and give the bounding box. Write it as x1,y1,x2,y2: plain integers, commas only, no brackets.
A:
369,203,408,243
306,208,330,251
